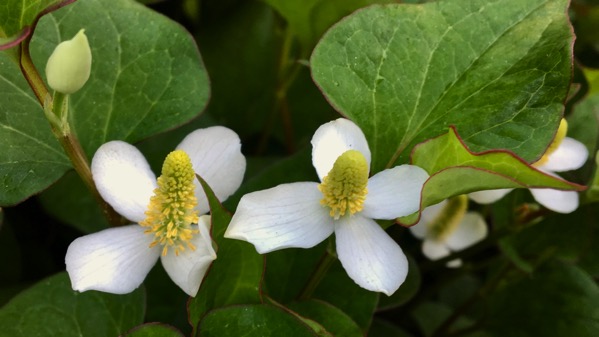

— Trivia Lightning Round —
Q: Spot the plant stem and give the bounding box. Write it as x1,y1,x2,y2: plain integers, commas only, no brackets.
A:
298,242,337,300
19,37,48,105
256,21,302,155
44,93,124,227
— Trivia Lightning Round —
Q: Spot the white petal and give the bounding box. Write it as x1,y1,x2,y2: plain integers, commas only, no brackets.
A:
65,225,159,294
224,182,335,253
362,165,429,219
91,141,156,222
446,259,462,268
409,200,448,239
422,239,451,261
445,212,488,251
530,188,579,214
311,118,371,181
177,127,246,215
161,216,217,297
334,216,408,296
540,137,589,172
468,189,513,204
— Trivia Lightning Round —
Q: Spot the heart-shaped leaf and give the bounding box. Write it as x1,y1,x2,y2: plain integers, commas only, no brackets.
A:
311,0,573,172
0,0,73,54
188,176,264,334
197,304,319,337
0,272,145,337
400,127,584,225
0,0,209,205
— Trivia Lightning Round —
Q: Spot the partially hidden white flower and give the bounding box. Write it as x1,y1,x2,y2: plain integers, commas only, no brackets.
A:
409,195,487,268
65,126,246,296
469,119,588,214
224,118,429,295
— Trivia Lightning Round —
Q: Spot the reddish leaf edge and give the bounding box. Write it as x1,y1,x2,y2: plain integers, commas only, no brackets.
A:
0,0,77,51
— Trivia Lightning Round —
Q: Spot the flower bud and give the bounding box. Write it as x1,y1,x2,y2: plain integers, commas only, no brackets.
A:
45,29,92,94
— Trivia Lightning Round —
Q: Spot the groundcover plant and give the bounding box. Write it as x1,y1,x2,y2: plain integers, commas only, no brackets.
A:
1,0,599,336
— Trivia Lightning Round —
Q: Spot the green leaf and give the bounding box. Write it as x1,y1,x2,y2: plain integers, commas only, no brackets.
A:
501,204,598,265
39,171,107,233
368,318,414,337
0,0,73,52
188,176,264,333
124,323,185,337
197,304,318,337
0,0,209,205
484,261,599,337
0,272,145,337
313,261,378,332
287,299,363,337
400,127,584,225
263,0,395,49
262,242,326,303
311,0,573,172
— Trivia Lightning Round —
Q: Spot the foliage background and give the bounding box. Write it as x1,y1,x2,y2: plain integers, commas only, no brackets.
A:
1,0,599,336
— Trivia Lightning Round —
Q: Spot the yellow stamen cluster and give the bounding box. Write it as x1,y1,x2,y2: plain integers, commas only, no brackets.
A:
534,119,568,167
318,150,369,219
426,195,468,241
140,150,199,256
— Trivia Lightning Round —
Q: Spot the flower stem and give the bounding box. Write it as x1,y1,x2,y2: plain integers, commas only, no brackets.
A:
19,37,49,105
298,241,337,300
44,93,124,227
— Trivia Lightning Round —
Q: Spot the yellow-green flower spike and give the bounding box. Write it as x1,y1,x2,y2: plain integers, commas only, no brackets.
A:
318,150,369,219
140,150,199,256
426,195,468,241
534,119,568,167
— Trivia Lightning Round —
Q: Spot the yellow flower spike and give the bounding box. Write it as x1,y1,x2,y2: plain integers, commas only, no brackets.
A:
534,119,568,167
426,195,469,241
140,150,200,256
318,150,369,219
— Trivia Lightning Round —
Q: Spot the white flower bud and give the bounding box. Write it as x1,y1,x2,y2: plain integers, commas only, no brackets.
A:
45,29,92,94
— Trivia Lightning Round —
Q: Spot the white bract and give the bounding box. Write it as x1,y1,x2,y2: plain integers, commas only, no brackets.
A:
469,119,588,213
409,196,487,267
225,118,429,295
65,127,246,296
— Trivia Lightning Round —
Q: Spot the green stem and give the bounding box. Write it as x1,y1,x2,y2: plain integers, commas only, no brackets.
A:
298,242,337,300
44,94,124,227
19,37,48,105
256,22,302,155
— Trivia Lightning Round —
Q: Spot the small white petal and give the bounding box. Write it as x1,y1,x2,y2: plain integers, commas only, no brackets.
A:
446,259,462,268
468,189,513,204
409,200,448,239
161,216,217,297
91,141,156,222
530,188,579,214
177,127,246,215
65,225,159,294
422,239,451,261
362,165,429,219
408,222,428,240
225,182,335,253
445,212,488,251
540,137,589,172
311,118,371,181
334,216,408,296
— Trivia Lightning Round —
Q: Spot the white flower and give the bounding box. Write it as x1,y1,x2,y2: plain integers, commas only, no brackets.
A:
224,118,429,295
65,126,246,296
409,196,487,268
469,119,588,214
